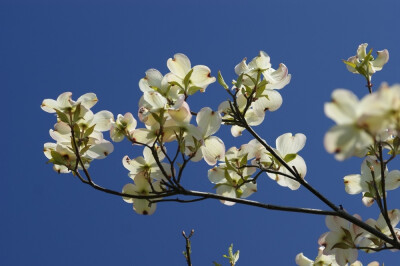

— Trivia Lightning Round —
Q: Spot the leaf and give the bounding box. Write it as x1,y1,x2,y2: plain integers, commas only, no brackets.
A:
235,73,244,89
283,153,297,163
240,153,248,167
217,71,229,90
342,60,357,68
213,262,222,266
168,81,184,90
55,109,70,124
331,242,351,250
73,103,81,122
50,151,67,165
187,86,202,95
224,169,234,184
83,124,96,138
73,123,81,139
225,158,236,171
183,69,194,89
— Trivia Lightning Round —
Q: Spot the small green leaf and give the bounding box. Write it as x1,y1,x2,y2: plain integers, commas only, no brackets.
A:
168,81,184,90
363,192,374,198
73,103,81,122
213,262,222,266
183,69,194,89
342,60,357,68
50,151,67,165
224,169,234,184
55,109,70,124
217,71,229,90
393,136,400,151
240,153,248,167
83,124,96,138
331,242,351,250
235,73,244,89
283,153,297,163
73,123,81,138
187,86,202,95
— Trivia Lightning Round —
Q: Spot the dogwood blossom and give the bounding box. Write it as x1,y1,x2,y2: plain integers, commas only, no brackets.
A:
344,157,400,206
261,133,307,190
122,171,163,215
166,53,216,94
345,43,389,80
319,215,365,265
110,112,137,142
324,89,373,160
208,146,257,205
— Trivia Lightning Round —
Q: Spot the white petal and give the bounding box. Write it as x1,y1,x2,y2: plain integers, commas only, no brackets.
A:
324,89,359,124
264,64,291,90
133,198,156,215
41,99,59,113
231,125,245,137
143,91,167,111
295,253,313,266
92,110,114,131
86,140,114,159
201,136,225,165
122,183,136,203
372,49,389,71
234,58,249,75
167,53,191,79
276,133,306,156
196,107,222,137
216,185,236,206
139,68,163,92
357,43,368,59
77,93,98,109
386,170,400,190
57,92,73,109
248,51,271,70
191,65,216,88
208,166,226,184
343,174,363,194
241,182,257,198
253,90,282,113
324,125,372,160
168,101,192,123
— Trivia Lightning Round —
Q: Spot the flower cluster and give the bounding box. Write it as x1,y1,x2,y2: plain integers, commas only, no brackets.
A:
344,43,389,82
42,92,114,173
324,83,400,160
344,157,400,206
219,51,291,136
208,132,307,204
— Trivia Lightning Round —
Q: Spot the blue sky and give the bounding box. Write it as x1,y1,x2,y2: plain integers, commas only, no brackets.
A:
2,0,400,265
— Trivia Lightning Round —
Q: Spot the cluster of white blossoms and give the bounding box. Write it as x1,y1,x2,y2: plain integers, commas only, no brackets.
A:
42,92,114,173
219,51,291,136
42,45,400,265
42,52,304,214
344,157,400,207
344,43,389,81
297,211,400,266
324,83,400,160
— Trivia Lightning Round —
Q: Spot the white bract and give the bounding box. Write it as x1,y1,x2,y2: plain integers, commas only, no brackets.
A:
122,171,162,215
344,157,400,206
166,53,216,95
110,112,137,142
42,92,114,172
208,146,257,205
264,133,307,190
345,43,389,80
319,215,364,265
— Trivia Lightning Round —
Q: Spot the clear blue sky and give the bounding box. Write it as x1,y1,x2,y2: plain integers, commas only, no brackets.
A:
2,0,400,265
